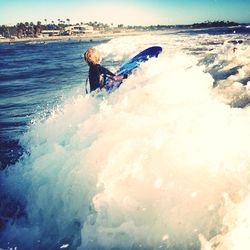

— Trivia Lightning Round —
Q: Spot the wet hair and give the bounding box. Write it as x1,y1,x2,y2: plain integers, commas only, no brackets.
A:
84,47,101,65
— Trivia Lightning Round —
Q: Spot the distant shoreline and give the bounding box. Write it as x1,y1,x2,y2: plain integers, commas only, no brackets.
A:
1,23,246,44
0,30,168,43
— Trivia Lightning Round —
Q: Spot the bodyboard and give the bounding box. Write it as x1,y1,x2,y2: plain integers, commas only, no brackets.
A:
105,46,162,91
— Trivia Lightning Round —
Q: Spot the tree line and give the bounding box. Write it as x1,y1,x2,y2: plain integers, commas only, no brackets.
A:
0,19,114,38
0,20,240,38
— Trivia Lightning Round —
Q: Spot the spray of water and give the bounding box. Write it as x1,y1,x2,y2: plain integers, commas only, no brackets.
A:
1,34,250,250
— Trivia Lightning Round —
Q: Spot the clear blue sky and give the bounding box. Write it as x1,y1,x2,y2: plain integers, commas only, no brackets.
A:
1,0,250,26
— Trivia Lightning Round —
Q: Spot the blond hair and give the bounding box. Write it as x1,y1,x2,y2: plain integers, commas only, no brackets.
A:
84,47,101,65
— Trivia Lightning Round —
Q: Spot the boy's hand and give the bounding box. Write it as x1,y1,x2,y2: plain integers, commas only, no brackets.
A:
113,75,123,81
113,75,127,81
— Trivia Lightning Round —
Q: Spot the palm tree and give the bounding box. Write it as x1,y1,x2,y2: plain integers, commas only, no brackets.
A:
44,19,47,25
61,21,65,30
28,22,35,36
36,21,42,32
16,23,25,38
0,25,8,37
66,18,70,25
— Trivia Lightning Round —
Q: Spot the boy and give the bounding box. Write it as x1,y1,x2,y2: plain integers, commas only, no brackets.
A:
83,47,125,93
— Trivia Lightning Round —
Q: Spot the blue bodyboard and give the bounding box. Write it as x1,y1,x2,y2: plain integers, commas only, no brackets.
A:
106,46,162,91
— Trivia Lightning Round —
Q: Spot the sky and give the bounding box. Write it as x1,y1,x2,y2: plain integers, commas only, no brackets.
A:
0,0,250,26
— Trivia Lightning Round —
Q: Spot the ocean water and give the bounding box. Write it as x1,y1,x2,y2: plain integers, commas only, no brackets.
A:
0,26,250,250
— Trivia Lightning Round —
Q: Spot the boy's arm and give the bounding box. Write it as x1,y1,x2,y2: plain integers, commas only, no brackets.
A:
100,65,128,81
99,65,115,77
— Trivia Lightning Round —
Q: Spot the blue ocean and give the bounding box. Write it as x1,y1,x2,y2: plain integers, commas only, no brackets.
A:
0,26,250,250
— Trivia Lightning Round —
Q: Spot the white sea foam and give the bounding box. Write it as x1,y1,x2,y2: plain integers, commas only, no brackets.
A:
100,34,250,108
2,33,250,249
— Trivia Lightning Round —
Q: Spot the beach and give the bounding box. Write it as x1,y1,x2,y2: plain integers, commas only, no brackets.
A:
0,29,167,43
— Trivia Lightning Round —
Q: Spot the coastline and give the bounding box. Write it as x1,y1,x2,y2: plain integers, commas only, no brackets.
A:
0,30,168,43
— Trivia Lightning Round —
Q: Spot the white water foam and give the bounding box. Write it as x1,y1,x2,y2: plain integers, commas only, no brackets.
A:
2,34,250,250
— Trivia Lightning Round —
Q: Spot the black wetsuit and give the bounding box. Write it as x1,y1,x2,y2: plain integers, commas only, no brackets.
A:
88,63,115,92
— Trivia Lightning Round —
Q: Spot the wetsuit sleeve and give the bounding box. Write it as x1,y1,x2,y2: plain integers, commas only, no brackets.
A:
98,65,115,77
89,64,101,92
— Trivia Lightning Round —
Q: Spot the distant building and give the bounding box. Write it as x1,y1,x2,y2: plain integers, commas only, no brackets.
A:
7,26,17,37
41,30,61,36
64,24,95,35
